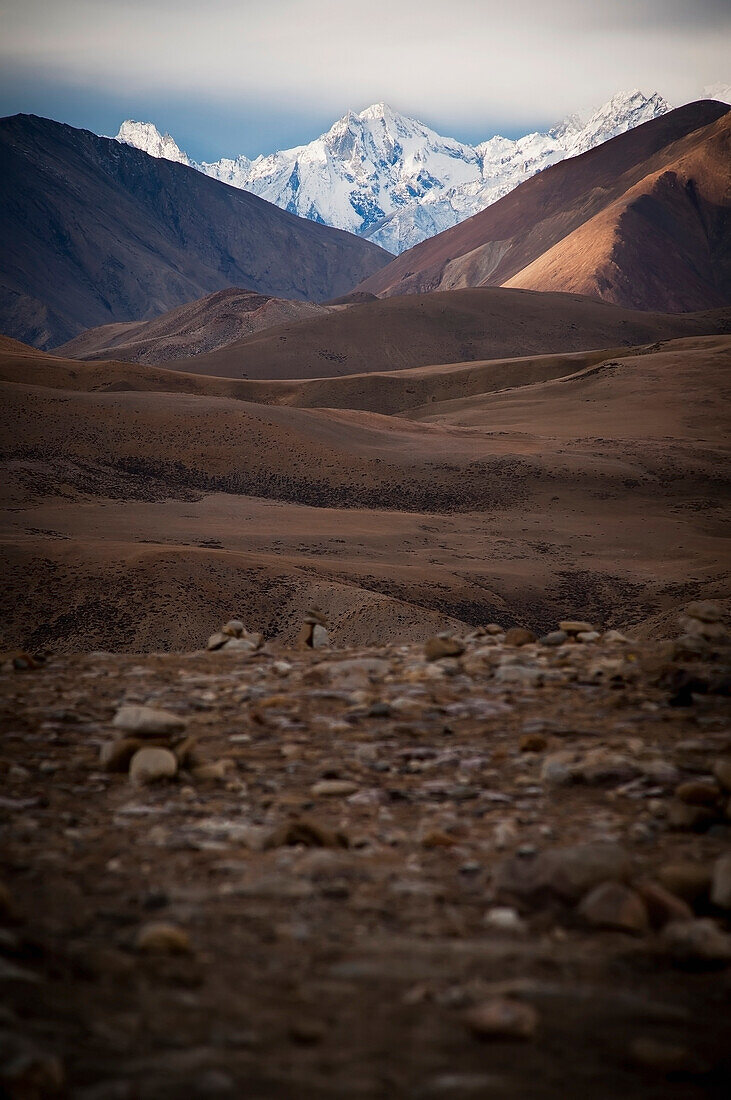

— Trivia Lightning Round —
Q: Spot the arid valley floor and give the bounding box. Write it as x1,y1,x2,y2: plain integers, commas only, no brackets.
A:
1,94,730,1099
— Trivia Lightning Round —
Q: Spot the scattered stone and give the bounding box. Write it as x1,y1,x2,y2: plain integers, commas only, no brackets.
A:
677,614,726,641
425,636,465,660
222,637,260,653
540,630,567,647
504,628,536,647
267,818,348,849
667,801,716,832
575,749,637,785
559,620,594,635
129,747,178,786
675,779,721,806
483,907,527,935
112,705,185,737
541,751,575,787
576,631,600,643
422,830,456,849
672,634,711,661
173,735,199,768
222,619,245,637
635,880,693,928
206,632,229,651
637,758,679,785
520,733,547,753
484,624,504,635
494,820,518,851
710,851,731,910
495,664,541,686
578,881,649,934
99,738,144,773
135,922,192,955
629,1037,698,1074
311,624,330,649
657,862,712,905
496,843,632,905
462,998,538,1040
10,652,41,671
191,759,232,782
310,779,359,797
660,918,731,966
712,757,731,792
603,630,629,643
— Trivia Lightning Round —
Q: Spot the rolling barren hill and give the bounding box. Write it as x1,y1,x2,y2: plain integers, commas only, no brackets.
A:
54,288,334,364
0,114,389,349
124,287,730,379
1,330,728,651
356,101,731,312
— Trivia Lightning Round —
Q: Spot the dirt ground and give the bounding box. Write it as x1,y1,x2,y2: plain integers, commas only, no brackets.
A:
1,617,730,1099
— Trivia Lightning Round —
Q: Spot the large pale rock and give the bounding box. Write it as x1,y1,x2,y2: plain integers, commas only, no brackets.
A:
112,705,185,737
129,747,178,786
559,620,594,634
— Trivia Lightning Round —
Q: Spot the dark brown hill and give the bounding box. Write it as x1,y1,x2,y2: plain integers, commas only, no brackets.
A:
356,101,730,312
158,287,729,379
0,115,389,349
55,287,334,364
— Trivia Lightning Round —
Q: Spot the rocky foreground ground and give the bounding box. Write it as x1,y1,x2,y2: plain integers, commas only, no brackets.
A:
1,606,730,1099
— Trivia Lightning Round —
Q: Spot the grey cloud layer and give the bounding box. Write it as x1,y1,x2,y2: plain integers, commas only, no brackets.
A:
1,1,728,150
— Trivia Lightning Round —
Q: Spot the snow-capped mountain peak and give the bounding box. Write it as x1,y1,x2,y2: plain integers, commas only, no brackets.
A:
701,82,731,104
566,89,671,156
115,120,192,166
114,87,692,253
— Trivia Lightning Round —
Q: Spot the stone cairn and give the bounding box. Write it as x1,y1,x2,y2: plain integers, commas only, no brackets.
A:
296,607,330,649
206,619,264,654
98,704,233,787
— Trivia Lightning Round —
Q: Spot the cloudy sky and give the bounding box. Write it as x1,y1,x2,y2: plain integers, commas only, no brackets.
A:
1,0,728,159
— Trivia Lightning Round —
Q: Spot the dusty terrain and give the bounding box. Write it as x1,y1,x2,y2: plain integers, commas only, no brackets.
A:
357,102,730,312
1,332,729,652
1,615,730,1099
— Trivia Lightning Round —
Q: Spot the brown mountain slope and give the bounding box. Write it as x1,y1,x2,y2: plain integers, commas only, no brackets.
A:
0,114,389,349
355,101,730,311
54,287,334,364
154,287,730,379
1,334,728,650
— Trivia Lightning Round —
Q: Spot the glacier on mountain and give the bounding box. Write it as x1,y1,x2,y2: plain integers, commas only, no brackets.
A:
114,87,715,254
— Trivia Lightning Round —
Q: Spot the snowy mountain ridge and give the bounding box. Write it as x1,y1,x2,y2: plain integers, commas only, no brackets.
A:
114,87,726,254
